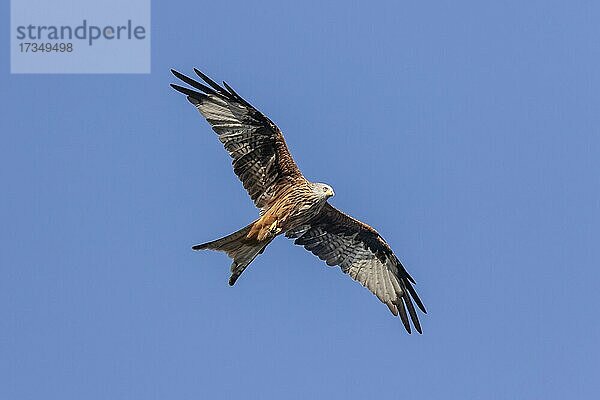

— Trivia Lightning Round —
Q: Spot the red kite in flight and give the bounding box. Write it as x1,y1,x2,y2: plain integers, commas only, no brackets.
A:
171,69,426,333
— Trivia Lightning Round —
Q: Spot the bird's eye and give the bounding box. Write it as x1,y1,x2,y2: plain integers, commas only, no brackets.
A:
323,187,328,192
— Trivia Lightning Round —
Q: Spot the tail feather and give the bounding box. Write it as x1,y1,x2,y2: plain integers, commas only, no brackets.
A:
192,220,274,285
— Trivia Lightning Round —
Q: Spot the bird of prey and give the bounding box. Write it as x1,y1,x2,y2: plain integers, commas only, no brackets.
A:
170,68,427,333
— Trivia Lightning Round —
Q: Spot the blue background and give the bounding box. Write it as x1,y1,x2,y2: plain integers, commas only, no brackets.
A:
2,1,599,398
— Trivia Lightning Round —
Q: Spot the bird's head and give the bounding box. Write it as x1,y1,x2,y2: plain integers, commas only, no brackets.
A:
312,182,335,199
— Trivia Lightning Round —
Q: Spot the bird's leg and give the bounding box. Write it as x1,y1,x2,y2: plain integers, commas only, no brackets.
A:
269,220,281,235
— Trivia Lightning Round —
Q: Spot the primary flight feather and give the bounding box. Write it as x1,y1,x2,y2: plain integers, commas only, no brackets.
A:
170,68,427,333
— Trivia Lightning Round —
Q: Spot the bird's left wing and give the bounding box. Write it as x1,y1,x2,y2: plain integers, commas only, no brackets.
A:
170,68,305,211
286,203,426,333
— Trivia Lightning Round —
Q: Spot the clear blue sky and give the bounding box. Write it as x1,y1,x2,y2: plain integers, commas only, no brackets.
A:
2,1,599,399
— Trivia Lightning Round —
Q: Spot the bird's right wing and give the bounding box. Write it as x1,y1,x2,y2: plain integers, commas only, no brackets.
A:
171,68,305,211
287,203,426,334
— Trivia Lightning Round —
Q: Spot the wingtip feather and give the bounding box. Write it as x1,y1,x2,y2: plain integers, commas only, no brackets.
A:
404,292,423,334
397,301,412,334
193,68,227,94
170,83,204,101
405,280,427,314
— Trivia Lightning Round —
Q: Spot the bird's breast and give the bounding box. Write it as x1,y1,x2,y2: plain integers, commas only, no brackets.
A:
278,188,325,230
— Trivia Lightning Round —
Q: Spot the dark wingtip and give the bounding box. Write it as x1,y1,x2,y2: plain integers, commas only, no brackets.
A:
221,81,253,108
404,280,427,314
404,293,422,334
170,84,206,104
170,83,197,96
222,81,237,96
193,68,227,94
397,301,412,334
171,69,222,97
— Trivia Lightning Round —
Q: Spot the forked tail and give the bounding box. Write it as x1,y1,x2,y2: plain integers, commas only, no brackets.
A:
192,220,274,285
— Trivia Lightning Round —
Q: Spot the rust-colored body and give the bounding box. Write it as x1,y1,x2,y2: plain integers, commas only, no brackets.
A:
247,183,325,241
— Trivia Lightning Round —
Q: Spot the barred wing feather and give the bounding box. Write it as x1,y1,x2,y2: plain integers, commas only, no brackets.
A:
287,203,427,333
171,69,304,211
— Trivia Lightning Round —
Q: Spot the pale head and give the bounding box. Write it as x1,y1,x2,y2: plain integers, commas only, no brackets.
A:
311,182,335,199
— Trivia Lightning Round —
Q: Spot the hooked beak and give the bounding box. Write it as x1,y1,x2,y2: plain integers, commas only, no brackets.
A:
326,188,335,197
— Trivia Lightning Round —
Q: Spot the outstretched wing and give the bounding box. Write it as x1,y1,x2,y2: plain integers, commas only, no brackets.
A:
171,68,305,211
286,203,427,333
